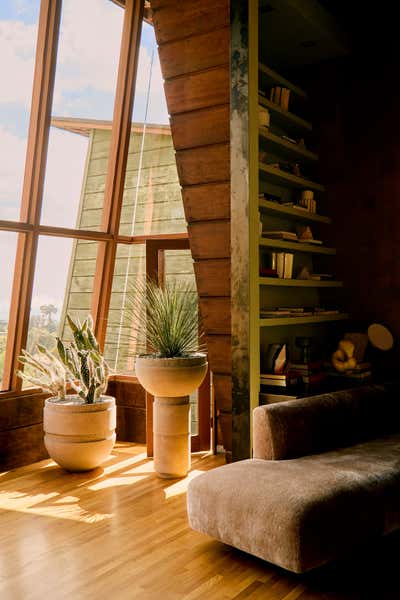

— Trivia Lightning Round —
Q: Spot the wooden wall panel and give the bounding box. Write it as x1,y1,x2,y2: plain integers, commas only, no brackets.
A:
153,0,232,454
171,105,229,150
151,0,229,44
176,144,230,186
194,260,230,296
158,28,229,79
188,221,230,260
182,182,230,222
164,68,229,114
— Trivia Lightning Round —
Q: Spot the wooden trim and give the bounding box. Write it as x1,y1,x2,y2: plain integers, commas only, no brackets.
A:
1,0,61,392
91,0,144,348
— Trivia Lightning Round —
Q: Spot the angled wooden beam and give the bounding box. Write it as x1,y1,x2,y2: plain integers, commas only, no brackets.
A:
91,0,144,348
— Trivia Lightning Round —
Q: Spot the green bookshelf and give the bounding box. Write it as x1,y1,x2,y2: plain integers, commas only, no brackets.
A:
260,237,336,255
259,128,318,163
259,96,312,135
259,277,343,288
260,313,348,327
259,163,325,192
258,199,331,224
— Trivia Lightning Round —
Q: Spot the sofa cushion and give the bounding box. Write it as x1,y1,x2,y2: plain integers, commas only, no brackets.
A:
253,385,399,460
187,433,400,573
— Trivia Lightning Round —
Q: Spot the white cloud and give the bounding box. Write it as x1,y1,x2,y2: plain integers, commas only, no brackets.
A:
0,19,37,107
0,125,27,218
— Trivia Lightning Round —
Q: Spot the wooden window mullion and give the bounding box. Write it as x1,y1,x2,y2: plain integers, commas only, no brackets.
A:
91,0,144,348
1,0,61,391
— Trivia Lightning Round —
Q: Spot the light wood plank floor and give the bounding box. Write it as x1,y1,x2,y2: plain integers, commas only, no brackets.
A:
0,443,398,600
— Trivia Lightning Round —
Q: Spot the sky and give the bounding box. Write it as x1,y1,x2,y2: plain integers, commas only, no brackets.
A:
0,0,169,320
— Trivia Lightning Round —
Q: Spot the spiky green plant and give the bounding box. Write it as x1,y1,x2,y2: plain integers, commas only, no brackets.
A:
126,278,204,358
16,314,110,403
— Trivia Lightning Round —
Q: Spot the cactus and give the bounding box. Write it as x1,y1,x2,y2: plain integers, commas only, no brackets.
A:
16,314,110,403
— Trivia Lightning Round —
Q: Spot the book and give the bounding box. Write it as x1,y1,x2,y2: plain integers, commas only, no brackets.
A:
271,252,293,279
262,231,297,241
280,88,291,111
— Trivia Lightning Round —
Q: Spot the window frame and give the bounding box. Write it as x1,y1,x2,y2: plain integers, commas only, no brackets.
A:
0,0,188,396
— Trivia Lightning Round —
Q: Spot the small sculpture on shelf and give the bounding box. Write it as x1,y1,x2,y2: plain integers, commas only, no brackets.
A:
331,339,357,372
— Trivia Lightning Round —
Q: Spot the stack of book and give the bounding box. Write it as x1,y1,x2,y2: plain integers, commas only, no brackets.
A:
260,307,314,318
327,362,372,380
289,360,325,385
270,86,291,111
270,252,294,279
260,372,300,388
262,230,297,241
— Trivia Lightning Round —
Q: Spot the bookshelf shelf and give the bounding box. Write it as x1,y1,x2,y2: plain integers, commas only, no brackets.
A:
259,199,331,224
259,128,318,163
259,163,325,192
259,96,312,135
259,277,343,288
259,313,349,327
260,237,336,255
259,63,308,100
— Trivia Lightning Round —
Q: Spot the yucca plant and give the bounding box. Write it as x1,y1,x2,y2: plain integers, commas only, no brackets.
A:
126,278,204,358
16,315,109,403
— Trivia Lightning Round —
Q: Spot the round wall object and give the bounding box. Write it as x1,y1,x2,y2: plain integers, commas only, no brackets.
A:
367,323,394,351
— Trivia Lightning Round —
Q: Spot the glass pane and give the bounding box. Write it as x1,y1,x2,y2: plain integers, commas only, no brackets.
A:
164,249,199,436
0,1,40,221
26,236,99,360
118,22,186,236
104,244,146,373
0,232,18,388
40,0,124,229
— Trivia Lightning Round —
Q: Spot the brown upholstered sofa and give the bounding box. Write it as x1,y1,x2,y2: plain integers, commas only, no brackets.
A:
187,385,400,573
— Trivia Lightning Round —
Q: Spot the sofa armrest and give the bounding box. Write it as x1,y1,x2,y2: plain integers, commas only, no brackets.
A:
253,405,275,460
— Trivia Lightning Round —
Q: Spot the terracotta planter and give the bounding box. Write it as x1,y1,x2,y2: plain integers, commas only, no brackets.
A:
43,395,116,472
135,354,208,478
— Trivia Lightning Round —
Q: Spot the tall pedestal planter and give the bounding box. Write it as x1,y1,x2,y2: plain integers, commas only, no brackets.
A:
43,395,116,472
135,354,208,478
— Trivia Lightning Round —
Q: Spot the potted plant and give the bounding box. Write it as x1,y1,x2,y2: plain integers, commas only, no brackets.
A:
128,279,207,479
16,315,116,472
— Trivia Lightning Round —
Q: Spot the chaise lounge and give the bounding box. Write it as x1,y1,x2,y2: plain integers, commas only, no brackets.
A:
187,386,400,573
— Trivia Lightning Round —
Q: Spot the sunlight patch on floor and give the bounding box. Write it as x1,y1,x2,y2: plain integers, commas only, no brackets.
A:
163,469,204,499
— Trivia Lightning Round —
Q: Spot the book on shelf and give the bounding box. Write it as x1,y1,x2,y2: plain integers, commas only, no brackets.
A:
262,230,298,241
271,252,293,279
259,267,278,278
260,373,299,388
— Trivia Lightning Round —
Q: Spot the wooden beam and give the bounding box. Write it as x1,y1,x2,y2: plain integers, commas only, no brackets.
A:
2,0,61,391
91,0,144,348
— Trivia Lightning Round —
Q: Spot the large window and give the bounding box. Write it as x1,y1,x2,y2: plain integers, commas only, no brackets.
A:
0,0,191,395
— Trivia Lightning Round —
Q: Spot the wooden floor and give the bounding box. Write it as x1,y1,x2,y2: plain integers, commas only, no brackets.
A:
0,444,398,600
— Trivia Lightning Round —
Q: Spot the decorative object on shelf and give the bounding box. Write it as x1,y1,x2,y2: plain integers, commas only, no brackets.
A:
344,332,368,362
300,189,316,212
295,336,313,364
367,323,394,351
16,315,115,472
128,279,207,479
296,224,323,245
259,106,270,128
331,339,357,372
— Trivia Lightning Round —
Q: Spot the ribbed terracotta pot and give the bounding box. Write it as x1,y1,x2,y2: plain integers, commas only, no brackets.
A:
135,353,208,479
43,395,116,472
